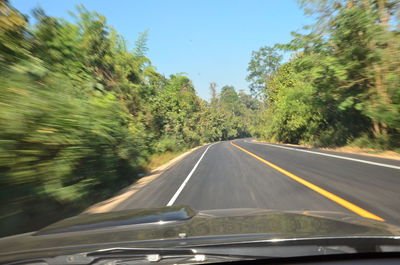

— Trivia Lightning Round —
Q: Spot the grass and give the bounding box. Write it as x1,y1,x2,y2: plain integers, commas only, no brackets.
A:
146,151,186,171
254,138,400,160
322,146,400,160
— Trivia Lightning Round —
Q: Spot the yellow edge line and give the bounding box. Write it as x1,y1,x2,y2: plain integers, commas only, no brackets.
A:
230,141,384,222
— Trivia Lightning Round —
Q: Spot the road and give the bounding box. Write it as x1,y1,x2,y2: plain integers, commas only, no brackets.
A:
113,139,400,225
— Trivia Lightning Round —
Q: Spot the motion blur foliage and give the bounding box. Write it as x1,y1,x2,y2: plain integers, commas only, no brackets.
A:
0,69,148,234
248,0,400,149
0,1,258,236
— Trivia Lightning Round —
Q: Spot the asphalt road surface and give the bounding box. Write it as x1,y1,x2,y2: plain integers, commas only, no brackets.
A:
113,139,400,225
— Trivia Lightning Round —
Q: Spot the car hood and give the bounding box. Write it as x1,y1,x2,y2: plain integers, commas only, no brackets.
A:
1,205,400,263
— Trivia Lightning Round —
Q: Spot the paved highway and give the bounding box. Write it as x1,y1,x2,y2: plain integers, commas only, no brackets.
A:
113,139,400,225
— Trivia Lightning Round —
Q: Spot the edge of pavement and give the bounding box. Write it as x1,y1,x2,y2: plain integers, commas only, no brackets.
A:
251,139,400,161
82,143,209,214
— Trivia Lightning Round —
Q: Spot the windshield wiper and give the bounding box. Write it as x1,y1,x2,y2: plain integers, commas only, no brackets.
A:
10,244,353,265
87,247,253,265
8,237,400,265
10,247,254,265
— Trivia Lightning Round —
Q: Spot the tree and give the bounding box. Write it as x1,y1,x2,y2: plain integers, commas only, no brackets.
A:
0,0,29,66
133,30,149,57
220,85,240,114
246,46,282,96
238,90,259,111
246,0,400,148
209,82,218,105
32,8,87,85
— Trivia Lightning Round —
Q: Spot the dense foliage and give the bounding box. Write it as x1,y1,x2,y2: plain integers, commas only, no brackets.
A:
0,0,257,236
248,0,400,149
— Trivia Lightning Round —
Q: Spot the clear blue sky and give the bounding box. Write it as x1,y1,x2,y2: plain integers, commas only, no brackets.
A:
11,0,313,99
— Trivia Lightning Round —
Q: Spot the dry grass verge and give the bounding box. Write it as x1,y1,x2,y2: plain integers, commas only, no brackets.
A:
82,145,206,214
253,139,400,161
146,151,185,171
321,146,400,161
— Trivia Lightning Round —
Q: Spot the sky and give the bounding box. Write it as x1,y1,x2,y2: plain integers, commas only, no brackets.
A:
11,0,314,100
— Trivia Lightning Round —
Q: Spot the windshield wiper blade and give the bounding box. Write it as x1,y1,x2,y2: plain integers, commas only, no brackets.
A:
181,236,400,259
89,249,253,265
184,235,400,249
87,247,195,257
28,248,194,265
9,237,400,265
87,247,257,263
31,244,356,265
20,247,253,265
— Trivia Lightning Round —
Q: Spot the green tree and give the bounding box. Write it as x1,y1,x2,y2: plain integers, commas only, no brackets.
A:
248,0,400,148
246,46,282,96
0,0,29,66
133,30,149,57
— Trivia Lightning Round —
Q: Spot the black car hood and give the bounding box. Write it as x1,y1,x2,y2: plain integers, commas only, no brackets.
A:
1,205,400,262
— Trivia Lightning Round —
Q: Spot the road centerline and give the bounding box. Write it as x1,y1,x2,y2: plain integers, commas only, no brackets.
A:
230,141,385,222
244,140,400,170
166,143,215,206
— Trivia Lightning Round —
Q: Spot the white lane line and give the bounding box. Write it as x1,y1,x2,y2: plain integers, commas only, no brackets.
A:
167,143,215,206
244,140,400,170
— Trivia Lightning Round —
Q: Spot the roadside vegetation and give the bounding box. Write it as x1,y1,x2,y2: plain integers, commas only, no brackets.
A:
0,0,259,236
247,0,400,151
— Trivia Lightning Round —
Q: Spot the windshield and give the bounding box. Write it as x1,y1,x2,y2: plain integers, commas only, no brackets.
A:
1,0,400,262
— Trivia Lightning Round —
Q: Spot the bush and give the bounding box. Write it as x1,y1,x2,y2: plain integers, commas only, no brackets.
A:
153,136,183,154
0,69,150,236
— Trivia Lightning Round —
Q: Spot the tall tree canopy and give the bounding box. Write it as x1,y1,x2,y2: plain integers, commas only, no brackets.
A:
249,0,400,148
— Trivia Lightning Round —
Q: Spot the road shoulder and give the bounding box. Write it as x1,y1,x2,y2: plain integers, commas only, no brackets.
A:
251,139,400,161
82,145,206,214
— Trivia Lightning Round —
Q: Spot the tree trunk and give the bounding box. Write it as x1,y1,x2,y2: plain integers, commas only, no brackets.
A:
373,120,381,136
371,0,391,135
